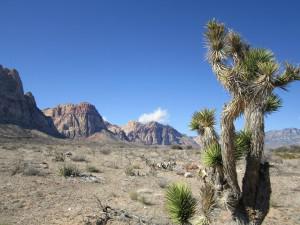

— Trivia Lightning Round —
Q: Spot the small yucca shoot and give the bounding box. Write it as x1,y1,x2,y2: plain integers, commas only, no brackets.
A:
201,143,222,168
234,130,251,160
165,183,197,225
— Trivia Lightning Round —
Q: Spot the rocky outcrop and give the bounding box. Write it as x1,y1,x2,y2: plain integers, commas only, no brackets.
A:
0,65,60,137
121,121,197,146
104,121,128,141
43,103,106,138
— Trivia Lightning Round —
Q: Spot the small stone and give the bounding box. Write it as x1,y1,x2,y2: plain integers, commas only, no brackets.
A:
184,172,193,178
64,151,72,157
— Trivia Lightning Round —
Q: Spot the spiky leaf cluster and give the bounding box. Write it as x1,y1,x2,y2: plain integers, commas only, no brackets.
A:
234,130,252,160
201,143,222,167
190,109,216,134
264,94,282,115
166,183,197,225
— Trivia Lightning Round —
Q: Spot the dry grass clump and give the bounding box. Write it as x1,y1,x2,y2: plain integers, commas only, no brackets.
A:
53,152,65,162
23,166,43,176
86,165,101,173
129,191,153,206
171,145,183,150
59,164,80,177
125,166,136,176
99,148,111,155
11,160,44,176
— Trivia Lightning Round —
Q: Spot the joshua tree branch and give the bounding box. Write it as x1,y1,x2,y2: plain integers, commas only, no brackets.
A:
220,98,243,200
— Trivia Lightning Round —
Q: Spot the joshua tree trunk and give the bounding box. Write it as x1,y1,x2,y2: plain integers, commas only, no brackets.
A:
235,102,271,225
220,99,241,199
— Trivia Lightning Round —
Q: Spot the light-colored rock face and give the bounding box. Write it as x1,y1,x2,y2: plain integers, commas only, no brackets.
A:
121,121,197,146
0,65,60,137
43,103,106,138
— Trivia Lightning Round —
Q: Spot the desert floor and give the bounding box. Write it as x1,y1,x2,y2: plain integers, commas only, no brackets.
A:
0,129,299,225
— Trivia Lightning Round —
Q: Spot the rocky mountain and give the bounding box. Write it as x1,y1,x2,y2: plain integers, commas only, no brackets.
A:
43,103,107,138
0,65,60,137
265,128,300,149
104,121,128,141
121,121,197,146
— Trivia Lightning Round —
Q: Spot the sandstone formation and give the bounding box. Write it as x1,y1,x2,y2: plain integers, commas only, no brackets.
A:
43,103,107,138
0,65,60,137
121,120,197,146
104,121,128,141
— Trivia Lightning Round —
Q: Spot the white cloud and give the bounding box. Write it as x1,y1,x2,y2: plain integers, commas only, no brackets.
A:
102,116,108,121
138,108,169,124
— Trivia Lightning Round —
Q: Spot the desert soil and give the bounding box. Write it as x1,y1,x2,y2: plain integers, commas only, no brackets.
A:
0,130,299,225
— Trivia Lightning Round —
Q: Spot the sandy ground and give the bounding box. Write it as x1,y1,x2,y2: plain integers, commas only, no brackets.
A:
0,133,299,225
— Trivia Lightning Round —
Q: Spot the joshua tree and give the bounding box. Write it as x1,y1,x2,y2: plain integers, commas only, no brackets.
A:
203,19,300,225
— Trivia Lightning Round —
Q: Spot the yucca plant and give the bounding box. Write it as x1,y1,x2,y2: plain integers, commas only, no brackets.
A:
234,130,251,160
201,143,222,168
165,183,197,225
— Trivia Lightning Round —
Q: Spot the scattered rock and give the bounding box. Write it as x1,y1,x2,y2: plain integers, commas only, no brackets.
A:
64,151,73,157
184,172,193,178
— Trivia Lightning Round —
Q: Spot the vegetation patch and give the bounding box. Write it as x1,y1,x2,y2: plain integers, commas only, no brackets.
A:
59,164,80,177
86,165,101,173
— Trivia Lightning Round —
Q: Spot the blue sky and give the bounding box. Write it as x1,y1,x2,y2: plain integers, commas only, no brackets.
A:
0,0,299,135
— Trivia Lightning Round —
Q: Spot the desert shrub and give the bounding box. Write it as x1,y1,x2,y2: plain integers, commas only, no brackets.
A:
71,155,87,162
86,165,101,173
165,183,197,225
23,166,42,176
59,164,80,177
185,145,193,150
11,160,24,176
99,148,111,155
129,191,139,201
184,162,199,171
171,145,183,150
53,152,65,162
132,163,141,169
129,191,153,205
104,161,119,169
2,145,20,151
125,166,136,176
